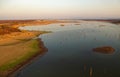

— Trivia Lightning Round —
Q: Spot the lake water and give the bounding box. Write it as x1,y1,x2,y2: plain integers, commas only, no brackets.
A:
17,21,120,77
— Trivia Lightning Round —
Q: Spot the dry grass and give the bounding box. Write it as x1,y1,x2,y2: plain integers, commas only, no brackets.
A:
0,31,43,45
0,25,20,35
0,31,42,69
0,39,38,67
0,39,43,77
0,20,52,76
0,31,47,76
0,31,44,70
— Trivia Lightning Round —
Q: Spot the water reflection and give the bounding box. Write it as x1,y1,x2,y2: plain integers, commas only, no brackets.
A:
17,21,120,77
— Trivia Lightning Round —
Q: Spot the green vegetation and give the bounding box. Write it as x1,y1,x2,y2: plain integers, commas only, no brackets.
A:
0,39,40,71
17,38,32,42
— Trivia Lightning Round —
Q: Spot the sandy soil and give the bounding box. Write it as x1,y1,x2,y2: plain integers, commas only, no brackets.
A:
0,31,47,77
0,20,56,76
0,31,41,45
0,20,60,76
0,20,60,28
0,31,44,65
0,39,35,66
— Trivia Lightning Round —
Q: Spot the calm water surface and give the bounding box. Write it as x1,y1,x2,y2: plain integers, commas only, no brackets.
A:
17,21,120,77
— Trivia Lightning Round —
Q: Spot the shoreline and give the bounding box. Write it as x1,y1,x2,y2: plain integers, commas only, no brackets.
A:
0,20,53,77
8,39,48,77
0,38,48,77
0,19,119,77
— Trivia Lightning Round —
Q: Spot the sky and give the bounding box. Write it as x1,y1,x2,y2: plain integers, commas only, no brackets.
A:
0,0,120,20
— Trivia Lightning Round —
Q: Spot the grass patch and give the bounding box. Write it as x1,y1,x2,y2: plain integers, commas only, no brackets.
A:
16,38,32,42
0,39,40,71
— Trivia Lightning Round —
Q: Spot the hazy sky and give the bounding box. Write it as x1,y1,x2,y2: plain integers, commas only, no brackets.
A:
0,0,120,20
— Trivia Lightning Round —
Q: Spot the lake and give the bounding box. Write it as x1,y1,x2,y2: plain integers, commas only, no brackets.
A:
17,21,120,77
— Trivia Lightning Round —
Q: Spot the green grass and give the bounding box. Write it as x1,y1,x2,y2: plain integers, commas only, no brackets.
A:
0,39,40,71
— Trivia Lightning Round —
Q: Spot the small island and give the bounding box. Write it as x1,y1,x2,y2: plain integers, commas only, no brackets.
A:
93,46,115,54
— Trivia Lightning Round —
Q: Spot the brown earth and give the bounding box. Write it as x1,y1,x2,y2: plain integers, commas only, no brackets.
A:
0,20,61,28
0,31,43,45
93,46,115,54
0,38,47,77
0,31,46,76
0,20,56,77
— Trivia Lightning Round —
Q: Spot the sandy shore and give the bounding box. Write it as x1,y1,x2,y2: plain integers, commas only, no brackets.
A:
0,20,55,77
0,31,45,63
0,31,48,76
0,19,119,76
